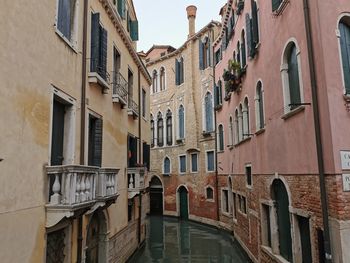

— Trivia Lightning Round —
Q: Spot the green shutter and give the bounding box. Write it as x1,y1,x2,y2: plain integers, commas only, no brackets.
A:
130,20,139,41
175,59,179,85
117,0,126,19
251,0,259,45
90,13,100,73
199,40,204,70
340,22,350,94
99,28,108,81
94,118,103,167
288,45,301,109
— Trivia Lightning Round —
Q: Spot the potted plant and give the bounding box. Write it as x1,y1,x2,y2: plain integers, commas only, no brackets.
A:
222,60,242,95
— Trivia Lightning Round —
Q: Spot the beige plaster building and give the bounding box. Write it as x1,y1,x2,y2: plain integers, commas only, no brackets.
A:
143,6,221,225
0,0,151,262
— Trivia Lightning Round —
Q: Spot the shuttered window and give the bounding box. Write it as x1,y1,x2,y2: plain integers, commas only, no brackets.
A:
251,0,259,46
241,31,246,68
205,92,214,132
218,125,224,151
117,0,126,19
164,157,171,174
175,58,184,85
90,13,108,81
214,81,222,107
191,153,198,172
246,14,255,59
288,44,301,109
340,22,350,94
130,20,139,41
157,112,164,147
57,0,77,41
166,110,173,146
178,105,185,139
207,151,215,172
272,0,282,12
199,40,204,70
256,82,265,129
179,155,186,173
88,115,103,167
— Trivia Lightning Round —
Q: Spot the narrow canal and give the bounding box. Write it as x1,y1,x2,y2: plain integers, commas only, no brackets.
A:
128,216,252,263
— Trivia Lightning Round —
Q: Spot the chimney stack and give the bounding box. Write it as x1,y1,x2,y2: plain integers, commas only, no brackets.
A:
186,5,197,38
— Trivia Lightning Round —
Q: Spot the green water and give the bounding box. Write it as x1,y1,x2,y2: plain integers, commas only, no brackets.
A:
128,216,252,263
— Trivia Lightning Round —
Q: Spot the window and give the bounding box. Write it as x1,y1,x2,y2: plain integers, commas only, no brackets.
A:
199,37,211,70
206,151,215,172
127,135,138,167
281,41,302,112
204,92,214,132
46,227,69,263
243,98,250,139
339,20,350,94
215,48,222,65
142,89,146,118
166,110,173,146
261,204,272,247
160,67,166,91
157,112,164,147
130,19,139,41
241,30,247,68
234,109,239,144
206,187,214,200
90,13,108,81
238,195,247,214
88,114,103,167
178,105,185,139
150,114,155,147
57,0,78,44
128,199,133,221
238,104,243,142
179,155,186,174
214,81,223,108
222,189,229,213
245,165,252,187
229,116,234,147
152,70,158,93
175,57,184,85
163,157,171,175
117,0,126,19
191,153,198,173
218,124,224,152
143,142,150,171
255,82,265,130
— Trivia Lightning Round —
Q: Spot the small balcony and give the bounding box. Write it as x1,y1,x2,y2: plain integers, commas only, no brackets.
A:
128,97,139,118
112,72,128,107
88,60,110,93
127,167,146,198
46,165,119,227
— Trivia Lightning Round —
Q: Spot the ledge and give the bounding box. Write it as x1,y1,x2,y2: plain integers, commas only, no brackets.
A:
234,136,251,147
88,72,110,93
281,105,305,120
255,128,265,136
261,246,290,263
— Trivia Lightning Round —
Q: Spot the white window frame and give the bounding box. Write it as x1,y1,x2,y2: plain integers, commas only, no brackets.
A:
255,80,265,131
245,163,253,188
163,156,171,175
206,150,215,172
221,188,230,215
178,154,187,174
190,153,199,173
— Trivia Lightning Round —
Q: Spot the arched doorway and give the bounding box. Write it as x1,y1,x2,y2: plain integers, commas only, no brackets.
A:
150,176,163,215
178,186,189,220
86,211,107,263
271,179,293,262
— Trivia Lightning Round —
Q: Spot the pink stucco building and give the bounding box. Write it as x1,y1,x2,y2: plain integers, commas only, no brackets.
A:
214,0,350,262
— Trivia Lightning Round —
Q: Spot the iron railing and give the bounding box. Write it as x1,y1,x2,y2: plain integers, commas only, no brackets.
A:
128,97,139,116
112,72,128,103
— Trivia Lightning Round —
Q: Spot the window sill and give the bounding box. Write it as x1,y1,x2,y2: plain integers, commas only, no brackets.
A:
261,246,290,263
176,138,185,145
272,0,290,17
217,150,225,154
88,72,110,93
222,211,232,217
206,198,215,203
202,131,214,137
234,137,251,147
238,210,248,218
255,128,265,136
55,28,79,53
214,104,223,111
281,105,305,120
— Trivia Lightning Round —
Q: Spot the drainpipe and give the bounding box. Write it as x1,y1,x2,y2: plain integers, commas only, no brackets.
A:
78,0,88,262
138,69,142,245
302,0,332,261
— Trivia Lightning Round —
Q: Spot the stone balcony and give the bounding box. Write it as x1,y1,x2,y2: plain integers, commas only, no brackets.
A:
127,167,146,199
46,165,119,227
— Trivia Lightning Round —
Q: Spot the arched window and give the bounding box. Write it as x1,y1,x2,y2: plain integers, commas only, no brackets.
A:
281,41,302,112
160,67,166,91
229,116,234,146
201,37,211,69
234,109,239,144
206,187,214,200
241,30,246,68
166,110,172,146
175,57,184,85
215,80,223,108
163,157,171,175
218,124,224,151
238,104,243,142
152,70,158,93
339,19,350,94
255,81,265,130
150,114,155,147
178,105,185,139
157,112,163,147
237,42,241,65
204,92,214,132
243,98,250,139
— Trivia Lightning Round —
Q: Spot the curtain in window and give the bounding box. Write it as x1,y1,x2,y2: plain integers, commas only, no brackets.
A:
340,22,350,94
157,112,163,147
288,44,301,109
178,105,185,139
205,93,213,132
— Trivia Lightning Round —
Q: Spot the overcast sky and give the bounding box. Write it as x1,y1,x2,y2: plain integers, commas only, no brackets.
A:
133,0,225,52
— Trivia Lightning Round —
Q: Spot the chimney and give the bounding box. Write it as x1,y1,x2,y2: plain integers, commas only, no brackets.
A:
186,5,197,38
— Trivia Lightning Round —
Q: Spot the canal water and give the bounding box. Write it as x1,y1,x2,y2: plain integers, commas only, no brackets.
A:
128,216,252,263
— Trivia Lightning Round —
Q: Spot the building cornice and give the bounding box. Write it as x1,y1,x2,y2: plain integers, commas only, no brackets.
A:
214,0,233,47
99,0,152,85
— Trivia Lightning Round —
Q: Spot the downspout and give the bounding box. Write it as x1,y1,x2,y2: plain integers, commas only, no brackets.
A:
303,0,332,261
78,0,88,262
138,69,142,245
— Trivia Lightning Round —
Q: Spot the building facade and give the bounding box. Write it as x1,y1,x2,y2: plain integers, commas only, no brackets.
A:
214,0,350,262
0,0,151,262
144,7,221,226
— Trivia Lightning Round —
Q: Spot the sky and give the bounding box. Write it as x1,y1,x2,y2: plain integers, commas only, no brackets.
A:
133,0,225,52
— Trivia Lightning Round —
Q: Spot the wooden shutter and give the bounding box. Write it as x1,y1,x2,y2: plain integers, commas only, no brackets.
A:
272,0,282,12
175,59,179,85
222,30,227,52
90,13,100,73
130,20,139,41
199,40,204,70
251,0,259,46
245,14,253,59
340,22,350,94
288,45,301,109
117,0,126,18
208,40,212,67
57,0,71,39
241,39,246,67
180,59,184,84
94,118,103,167
99,28,108,81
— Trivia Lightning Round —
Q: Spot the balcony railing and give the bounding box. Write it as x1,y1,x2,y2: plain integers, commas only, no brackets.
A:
112,72,128,106
46,165,119,227
128,97,139,118
88,59,110,92
127,167,145,198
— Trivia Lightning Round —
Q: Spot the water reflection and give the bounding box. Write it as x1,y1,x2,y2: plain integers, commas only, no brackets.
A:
129,216,252,263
